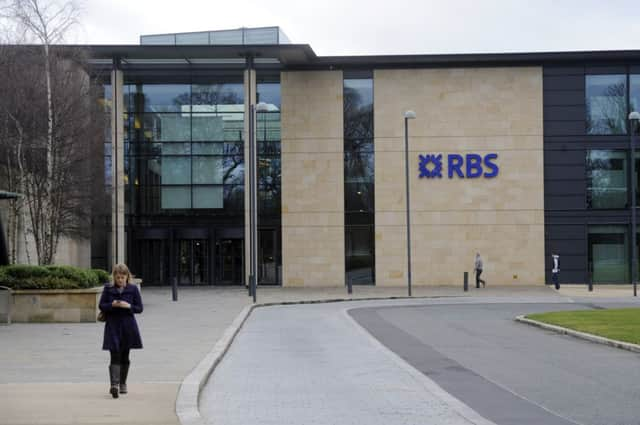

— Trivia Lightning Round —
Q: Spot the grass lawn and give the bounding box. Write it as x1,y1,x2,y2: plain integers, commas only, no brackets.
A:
526,308,640,345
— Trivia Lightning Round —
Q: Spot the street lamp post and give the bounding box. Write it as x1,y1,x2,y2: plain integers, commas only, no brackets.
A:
403,110,416,297
248,103,255,300
629,111,640,297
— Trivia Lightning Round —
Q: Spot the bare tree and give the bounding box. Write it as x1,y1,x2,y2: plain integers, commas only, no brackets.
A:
0,43,39,264
0,0,105,265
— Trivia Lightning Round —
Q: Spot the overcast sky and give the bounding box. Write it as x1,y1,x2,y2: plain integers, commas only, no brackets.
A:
73,0,640,56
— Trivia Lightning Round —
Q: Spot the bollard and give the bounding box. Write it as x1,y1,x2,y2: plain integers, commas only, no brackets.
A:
248,274,254,297
588,280,593,292
171,277,178,301
347,276,353,295
463,272,468,292
251,275,257,303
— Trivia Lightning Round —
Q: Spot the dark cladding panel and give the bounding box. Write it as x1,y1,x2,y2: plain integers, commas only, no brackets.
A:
543,149,585,166
544,180,584,196
543,66,584,76
543,67,590,282
544,164,585,180
544,75,584,91
544,90,584,106
545,223,585,240
547,239,586,254
544,195,585,210
544,120,585,136
544,105,586,122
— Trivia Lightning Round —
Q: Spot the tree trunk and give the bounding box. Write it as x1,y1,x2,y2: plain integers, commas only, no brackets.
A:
6,111,32,265
43,42,54,264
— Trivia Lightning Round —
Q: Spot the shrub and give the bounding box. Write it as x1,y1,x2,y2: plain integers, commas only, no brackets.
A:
92,268,111,284
0,265,109,290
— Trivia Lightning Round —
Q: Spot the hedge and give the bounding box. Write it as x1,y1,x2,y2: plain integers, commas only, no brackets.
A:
0,265,110,290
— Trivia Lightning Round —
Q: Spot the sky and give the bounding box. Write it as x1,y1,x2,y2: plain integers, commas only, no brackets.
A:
71,0,640,56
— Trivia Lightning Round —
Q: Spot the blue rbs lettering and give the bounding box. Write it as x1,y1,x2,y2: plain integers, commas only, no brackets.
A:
444,153,499,179
483,153,499,178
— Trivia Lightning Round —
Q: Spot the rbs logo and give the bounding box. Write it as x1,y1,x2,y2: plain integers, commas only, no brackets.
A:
418,153,499,179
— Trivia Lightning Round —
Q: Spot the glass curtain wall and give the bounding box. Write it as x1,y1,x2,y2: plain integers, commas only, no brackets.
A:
583,76,640,284
126,83,245,216
256,80,282,285
344,75,375,285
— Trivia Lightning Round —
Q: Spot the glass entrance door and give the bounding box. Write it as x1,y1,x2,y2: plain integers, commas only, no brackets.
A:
259,229,278,284
177,239,209,285
135,239,168,285
216,239,243,285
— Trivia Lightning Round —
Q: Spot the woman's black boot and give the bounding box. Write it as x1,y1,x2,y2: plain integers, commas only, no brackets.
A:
119,362,130,394
109,365,120,398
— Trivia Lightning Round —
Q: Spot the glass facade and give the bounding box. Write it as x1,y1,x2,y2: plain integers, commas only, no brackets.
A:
586,150,628,209
586,75,627,135
344,76,375,285
125,83,244,214
95,73,283,286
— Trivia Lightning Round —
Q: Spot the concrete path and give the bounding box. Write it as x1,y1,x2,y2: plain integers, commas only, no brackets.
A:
1,284,637,425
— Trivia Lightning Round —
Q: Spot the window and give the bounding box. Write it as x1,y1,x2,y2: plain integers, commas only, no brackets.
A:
588,225,629,283
256,82,281,217
586,75,627,135
345,226,375,285
631,75,640,115
344,76,375,284
586,150,628,209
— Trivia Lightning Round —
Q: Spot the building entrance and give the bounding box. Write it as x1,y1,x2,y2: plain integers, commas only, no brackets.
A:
177,239,209,285
135,239,169,286
131,227,246,286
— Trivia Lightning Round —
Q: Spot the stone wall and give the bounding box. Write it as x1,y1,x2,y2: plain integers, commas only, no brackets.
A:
11,288,102,323
281,71,345,286
374,67,545,286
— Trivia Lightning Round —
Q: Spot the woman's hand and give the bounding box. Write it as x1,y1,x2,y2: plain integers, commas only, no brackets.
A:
112,300,131,309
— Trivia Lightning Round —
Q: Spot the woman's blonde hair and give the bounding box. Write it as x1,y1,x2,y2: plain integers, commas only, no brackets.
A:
112,263,131,284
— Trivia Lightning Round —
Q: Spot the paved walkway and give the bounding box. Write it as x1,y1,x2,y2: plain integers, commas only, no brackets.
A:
0,287,250,425
0,284,637,425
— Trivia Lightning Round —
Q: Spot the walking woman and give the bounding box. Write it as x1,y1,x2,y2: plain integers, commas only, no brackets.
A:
99,263,143,398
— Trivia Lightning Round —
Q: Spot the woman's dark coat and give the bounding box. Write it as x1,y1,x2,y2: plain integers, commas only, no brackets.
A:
99,283,143,351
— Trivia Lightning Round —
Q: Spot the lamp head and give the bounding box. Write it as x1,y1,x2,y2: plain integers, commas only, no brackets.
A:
404,110,416,119
629,111,640,121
